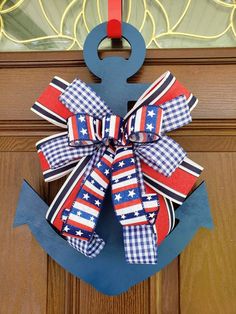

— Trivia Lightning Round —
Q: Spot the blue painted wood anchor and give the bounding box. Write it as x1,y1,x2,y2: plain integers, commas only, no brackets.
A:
14,22,213,296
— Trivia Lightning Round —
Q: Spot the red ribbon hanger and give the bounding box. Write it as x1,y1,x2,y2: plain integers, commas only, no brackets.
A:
107,0,122,38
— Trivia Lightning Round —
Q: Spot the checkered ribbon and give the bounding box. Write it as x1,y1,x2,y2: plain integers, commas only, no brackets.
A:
33,72,200,264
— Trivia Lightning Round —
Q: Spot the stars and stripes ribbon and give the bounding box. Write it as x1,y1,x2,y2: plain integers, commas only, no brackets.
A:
32,71,203,264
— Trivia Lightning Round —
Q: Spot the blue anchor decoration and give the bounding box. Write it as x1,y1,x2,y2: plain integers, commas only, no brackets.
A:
83,22,150,117
14,22,213,296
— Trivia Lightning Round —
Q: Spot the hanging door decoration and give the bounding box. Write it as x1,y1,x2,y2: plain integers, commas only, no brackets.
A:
14,22,213,296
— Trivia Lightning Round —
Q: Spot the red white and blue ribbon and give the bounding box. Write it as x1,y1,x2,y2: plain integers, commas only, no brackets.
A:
32,71,203,264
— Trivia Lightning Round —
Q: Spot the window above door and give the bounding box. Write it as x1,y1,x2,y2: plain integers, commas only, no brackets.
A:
0,0,235,51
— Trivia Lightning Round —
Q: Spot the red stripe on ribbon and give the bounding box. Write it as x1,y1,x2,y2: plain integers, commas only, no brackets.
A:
155,195,170,245
94,168,110,184
112,183,138,194
112,165,135,177
38,150,50,172
64,220,93,233
72,115,79,141
37,85,72,120
115,198,141,210
114,153,134,164
155,108,163,134
142,161,197,196
75,198,100,212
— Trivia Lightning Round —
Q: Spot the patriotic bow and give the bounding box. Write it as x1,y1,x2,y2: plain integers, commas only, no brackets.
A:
33,71,203,264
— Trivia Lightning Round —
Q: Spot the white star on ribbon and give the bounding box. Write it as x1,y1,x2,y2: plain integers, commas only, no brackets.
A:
147,110,155,118
146,123,154,131
77,211,82,216
115,193,122,202
95,199,101,206
149,213,156,218
134,211,139,216
78,115,85,122
118,161,125,167
104,169,110,175
128,190,136,198
80,128,88,135
83,193,90,200
76,230,83,236
63,225,70,232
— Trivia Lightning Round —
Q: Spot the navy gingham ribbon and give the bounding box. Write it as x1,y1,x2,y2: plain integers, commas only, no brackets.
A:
37,78,192,264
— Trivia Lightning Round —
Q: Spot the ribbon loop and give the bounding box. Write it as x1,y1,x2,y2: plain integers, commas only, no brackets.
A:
126,105,163,143
59,78,112,118
38,133,97,169
62,147,115,240
68,114,98,146
111,146,148,226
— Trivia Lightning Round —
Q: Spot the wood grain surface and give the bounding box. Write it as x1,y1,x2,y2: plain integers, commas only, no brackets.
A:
1,49,236,121
0,49,235,314
0,153,48,314
180,152,236,314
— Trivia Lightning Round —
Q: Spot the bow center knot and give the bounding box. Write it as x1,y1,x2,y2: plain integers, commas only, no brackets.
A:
67,113,124,146
101,114,124,144
68,105,164,147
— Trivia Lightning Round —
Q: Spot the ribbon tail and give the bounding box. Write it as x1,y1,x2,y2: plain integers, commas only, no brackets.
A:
111,146,158,264
61,208,105,258
67,232,105,258
46,156,92,230
135,156,160,226
135,156,174,247
61,146,115,257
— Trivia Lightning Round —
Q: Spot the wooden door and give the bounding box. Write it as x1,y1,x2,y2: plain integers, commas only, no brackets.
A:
0,49,236,314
